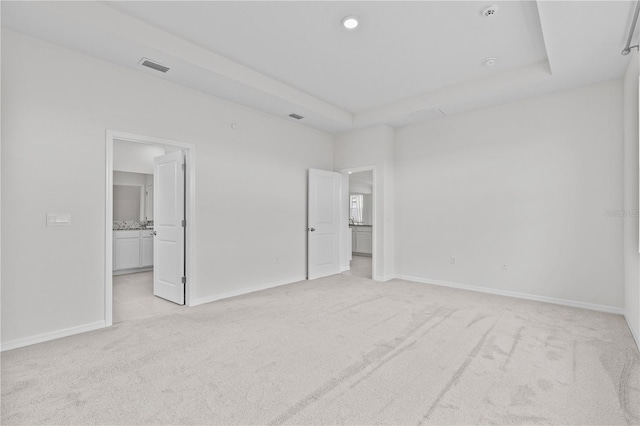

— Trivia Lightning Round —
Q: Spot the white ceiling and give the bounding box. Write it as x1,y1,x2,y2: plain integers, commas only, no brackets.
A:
1,1,636,133
106,1,549,113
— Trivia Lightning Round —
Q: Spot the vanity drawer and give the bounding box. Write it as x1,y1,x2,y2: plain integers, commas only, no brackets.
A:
114,230,141,239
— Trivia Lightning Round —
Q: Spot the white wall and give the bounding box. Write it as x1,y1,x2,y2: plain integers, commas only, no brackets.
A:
623,52,640,347
395,80,625,311
349,171,373,194
335,125,395,280
1,30,333,346
113,140,166,175
361,194,373,226
350,185,372,194
113,171,149,186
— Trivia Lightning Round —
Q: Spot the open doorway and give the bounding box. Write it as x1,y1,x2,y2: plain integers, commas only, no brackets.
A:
345,170,373,279
105,131,196,326
337,167,376,280
306,167,378,281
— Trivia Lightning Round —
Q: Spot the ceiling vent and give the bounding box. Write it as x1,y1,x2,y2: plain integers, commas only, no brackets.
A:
481,5,498,17
139,58,170,73
482,57,497,66
288,113,305,120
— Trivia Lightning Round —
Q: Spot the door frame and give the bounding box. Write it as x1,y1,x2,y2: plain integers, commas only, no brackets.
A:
339,166,377,280
105,130,196,326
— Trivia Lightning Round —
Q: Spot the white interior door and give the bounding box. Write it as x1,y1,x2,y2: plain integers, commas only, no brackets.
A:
308,169,341,280
153,150,185,305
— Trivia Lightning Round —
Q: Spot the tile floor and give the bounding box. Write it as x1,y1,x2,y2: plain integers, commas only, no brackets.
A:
343,254,372,279
112,271,182,323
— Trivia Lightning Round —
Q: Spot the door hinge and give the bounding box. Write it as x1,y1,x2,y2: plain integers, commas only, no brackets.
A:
181,276,186,284
181,219,186,227
182,163,186,171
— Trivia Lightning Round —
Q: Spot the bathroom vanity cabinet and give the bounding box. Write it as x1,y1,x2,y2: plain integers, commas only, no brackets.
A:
113,229,154,273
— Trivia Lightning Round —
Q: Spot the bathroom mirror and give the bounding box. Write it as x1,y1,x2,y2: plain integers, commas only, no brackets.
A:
113,185,143,221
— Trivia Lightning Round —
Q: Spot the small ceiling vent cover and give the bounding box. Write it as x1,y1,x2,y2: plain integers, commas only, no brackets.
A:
139,58,170,73
482,57,497,66
481,5,498,17
288,113,304,120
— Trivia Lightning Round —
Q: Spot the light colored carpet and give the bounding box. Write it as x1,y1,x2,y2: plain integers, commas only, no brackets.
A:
2,274,639,425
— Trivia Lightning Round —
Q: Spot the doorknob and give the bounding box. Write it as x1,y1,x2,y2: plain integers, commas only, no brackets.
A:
309,228,316,232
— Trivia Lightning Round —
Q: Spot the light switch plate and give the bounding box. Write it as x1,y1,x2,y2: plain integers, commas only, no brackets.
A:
46,213,71,226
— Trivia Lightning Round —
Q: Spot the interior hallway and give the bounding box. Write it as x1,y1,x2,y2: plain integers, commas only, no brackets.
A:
2,274,638,425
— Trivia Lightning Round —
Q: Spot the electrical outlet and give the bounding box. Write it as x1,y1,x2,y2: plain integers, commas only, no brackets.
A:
450,256,456,265
501,262,507,271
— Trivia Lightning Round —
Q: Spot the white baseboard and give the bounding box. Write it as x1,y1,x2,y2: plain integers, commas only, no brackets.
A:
394,274,625,315
1,320,106,352
624,314,640,351
112,267,152,276
375,275,395,282
192,276,306,307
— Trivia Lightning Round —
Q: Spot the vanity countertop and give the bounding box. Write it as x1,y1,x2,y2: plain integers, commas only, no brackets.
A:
113,227,153,231
349,224,372,227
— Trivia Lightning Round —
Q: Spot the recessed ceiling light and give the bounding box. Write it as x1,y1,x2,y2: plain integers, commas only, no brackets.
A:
342,16,359,30
348,171,352,174
483,57,497,66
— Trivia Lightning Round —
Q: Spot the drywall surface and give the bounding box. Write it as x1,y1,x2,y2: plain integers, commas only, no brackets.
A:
362,194,373,226
349,170,373,194
1,30,333,345
113,140,166,175
335,125,395,280
623,52,640,346
395,80,625,310
113,171,149,186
